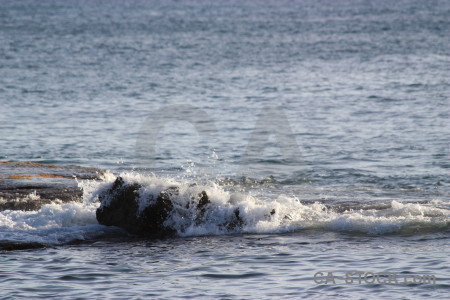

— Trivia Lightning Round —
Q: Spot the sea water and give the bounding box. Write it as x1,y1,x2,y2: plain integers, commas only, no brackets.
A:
0,0,449,298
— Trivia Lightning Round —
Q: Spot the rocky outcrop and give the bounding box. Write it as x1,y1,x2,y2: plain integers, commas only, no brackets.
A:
0,162,277,238
95,176,258,237
0,161,104,211
96,177,178,237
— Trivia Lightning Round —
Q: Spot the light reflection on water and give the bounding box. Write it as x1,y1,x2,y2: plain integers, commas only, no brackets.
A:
1,231,448,299
1,0,449,298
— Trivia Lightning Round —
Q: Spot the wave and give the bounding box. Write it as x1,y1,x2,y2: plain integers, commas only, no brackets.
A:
93,173,450,236
1,172,448,248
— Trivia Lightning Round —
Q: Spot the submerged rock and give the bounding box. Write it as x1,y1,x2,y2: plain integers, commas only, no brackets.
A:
0,241,46,251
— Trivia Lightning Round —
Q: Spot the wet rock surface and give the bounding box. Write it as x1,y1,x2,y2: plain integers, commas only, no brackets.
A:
96,177,178,238
0,161,105,211
95,176,273,237
0,241,46,251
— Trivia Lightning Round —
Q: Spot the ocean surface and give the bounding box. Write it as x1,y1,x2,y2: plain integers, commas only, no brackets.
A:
1,0,449,298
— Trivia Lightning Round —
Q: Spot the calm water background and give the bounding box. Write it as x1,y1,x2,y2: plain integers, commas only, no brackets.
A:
0,0,449,298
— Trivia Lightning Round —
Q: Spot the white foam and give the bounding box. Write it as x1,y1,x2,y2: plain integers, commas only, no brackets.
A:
1,172,448,245
0,175,121,245
109,173,450,237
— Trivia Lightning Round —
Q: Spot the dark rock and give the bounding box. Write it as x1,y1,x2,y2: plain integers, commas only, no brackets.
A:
96,177,177,238
0,241,46,251
223,208,244,230
96,176,279,237
195,190,210,220
197,191,210,209
139,188,175,237
96,177,143,235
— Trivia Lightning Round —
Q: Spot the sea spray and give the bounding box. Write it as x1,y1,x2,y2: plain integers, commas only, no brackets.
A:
94,172,450,237
0,172,448,247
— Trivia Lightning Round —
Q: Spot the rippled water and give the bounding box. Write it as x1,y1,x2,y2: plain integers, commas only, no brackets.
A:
1,0,449,298
1,233,449,299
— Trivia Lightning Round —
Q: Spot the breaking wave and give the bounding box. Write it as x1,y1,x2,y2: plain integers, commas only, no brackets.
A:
1,172,448,247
